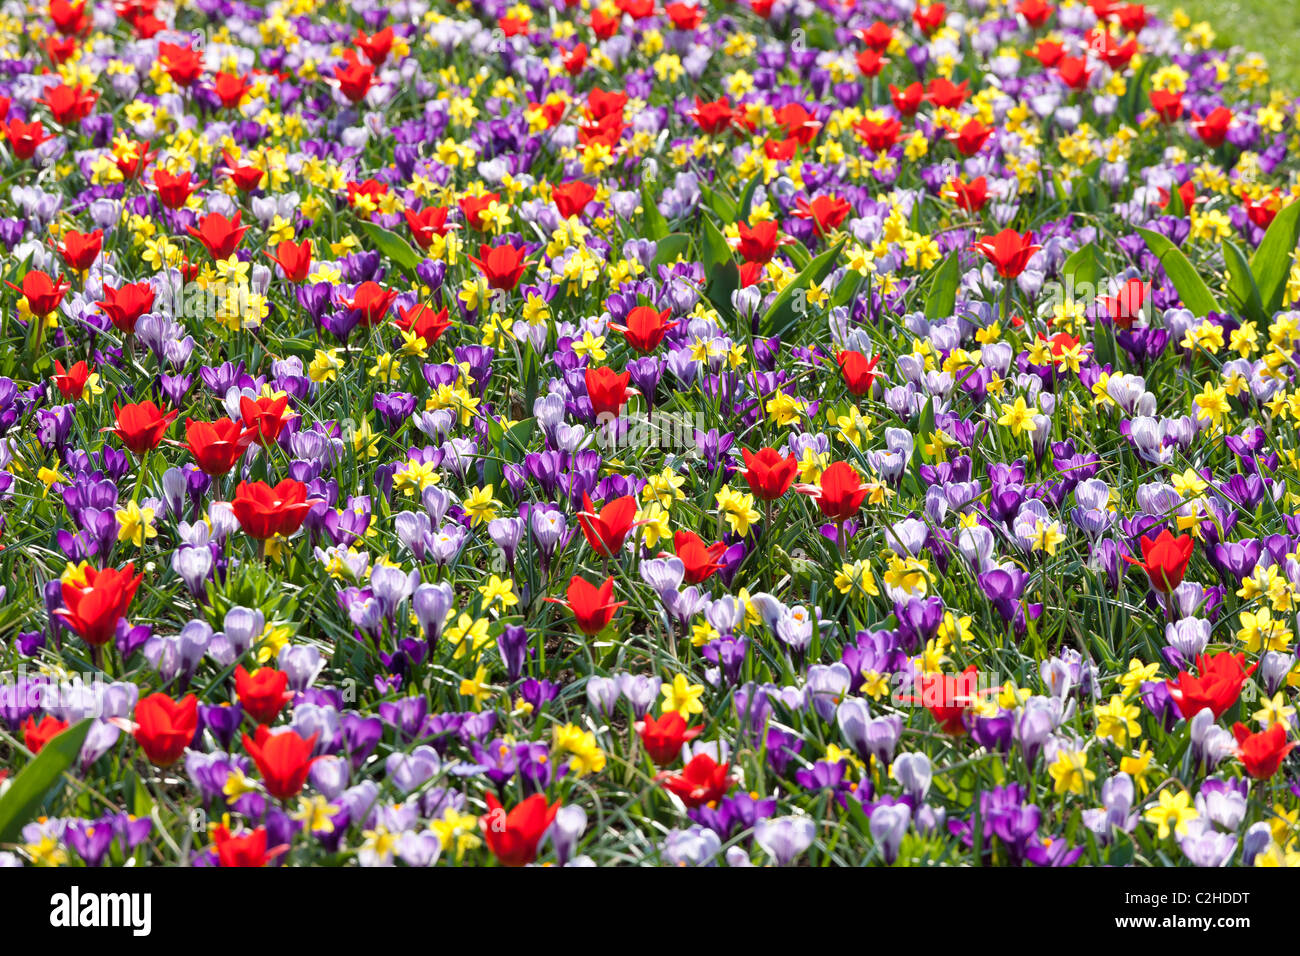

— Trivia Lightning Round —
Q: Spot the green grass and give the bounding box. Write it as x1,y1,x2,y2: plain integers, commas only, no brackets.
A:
1153,1,1300,92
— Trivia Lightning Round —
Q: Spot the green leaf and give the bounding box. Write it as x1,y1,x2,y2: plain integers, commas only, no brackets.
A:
358,220,423,274
1061,241,1103,293
641,184,670,240
700,215,733,272
651,233,690,266
737,173,763,221
759,237,845,338
923,250,961,320
1135,226,1221,317
704,185,738,224
1249,199,1300,316
1221,238,1266,324
0,718,93,843
703,260,740,324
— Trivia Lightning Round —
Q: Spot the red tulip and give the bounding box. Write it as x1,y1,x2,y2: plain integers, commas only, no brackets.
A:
54,228,102,271
212,71,251,109
945,175,989,213
235,666,292,724
578,492,638,556
134,692,199,766
611,306,676,353
855,49,887,77
54,562,143,648
740,447,798,501
243,725,318,800
637,711,703,765
338,280,399,327
948,117,994,156
1149,89,1184,124
657,753,734,808
793,194,850,236
7,270,69,317
1100,277,1148,329
733,220,785,263
584,365,630,419
1190,107,1234,148
912,2,946,35
1057,55,1092,91
664,2,704,30
547,575,626,635
51,360,95,400
184,417,258,475
151,167,206,209
1027,38,1065,68
1166,652,1257,720
403,206,453,249
332,50,374,103
23,714,69,754
1122,529,1193,592
480,792,561,867
690,95,736,134
837,349,880,396
49,0,90,36
186,211,248,260
800,461,869,524
468,243,531,290
394,303,452,346
232,479,317,540
672,530,727,584
889,82,925,116
266,238,313,282
1017,0,1054,27
972,229,1040,278
903,665,981,735
552,181,596,219
212,824,273,867
3,118,52,159
157,41,203,86
458,193,501,231
112,400,178,455
1232,722,1296,779
239,395,291,447
854,115,902,153
39,82,97,125
353,26,394,65
925,77,969,109
97,281,156,334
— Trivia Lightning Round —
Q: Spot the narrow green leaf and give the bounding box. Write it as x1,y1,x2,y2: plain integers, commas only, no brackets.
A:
651,233,690,266
1135,226,1220,317
358,220,422,274
641,184,670,240
1249,199,1300,316
923,250,961,320
1221,238,1265,324
0,718,93,843
760,237,845,338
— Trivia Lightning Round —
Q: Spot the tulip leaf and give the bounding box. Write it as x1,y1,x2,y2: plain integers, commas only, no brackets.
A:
700,214,733,272
1061,241,1102,293
923,250,961,320
357,220,422,274
641,184,670,241
1221,238,1266,325
1135,226,1220,317
1249,198,1300,317
651,233,690,266
737,172,763,222
760,237,845,338
0,718,92,844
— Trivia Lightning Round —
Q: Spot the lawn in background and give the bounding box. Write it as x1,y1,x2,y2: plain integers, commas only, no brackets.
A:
1155,1,1300,91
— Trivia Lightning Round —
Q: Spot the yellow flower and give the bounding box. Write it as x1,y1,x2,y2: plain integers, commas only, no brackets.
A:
477,574,518,610
116,500,157,547
461,485,502,527
1121,741,1156,795
833,560,880,597
1144,789,1198,839
552,724,606,776
1094,696,1141,747
1048,748,1095,795
292,794,341,833
715,485,760,537
997,396,1038,436
459,666,493,709
1030,519,1066,556
444,613,492,660
661,673,705,717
